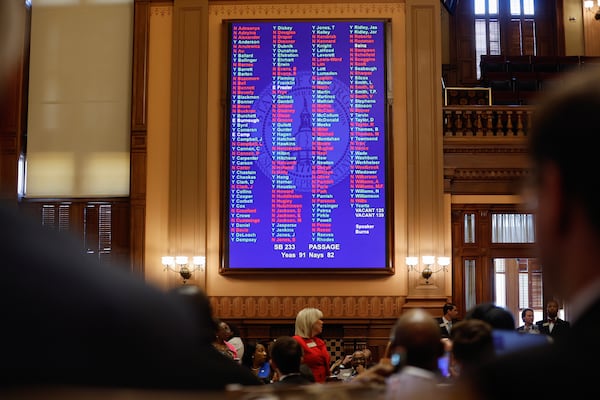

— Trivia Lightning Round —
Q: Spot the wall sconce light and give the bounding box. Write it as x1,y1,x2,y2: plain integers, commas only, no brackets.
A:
405,255,451,284
161,255,206,283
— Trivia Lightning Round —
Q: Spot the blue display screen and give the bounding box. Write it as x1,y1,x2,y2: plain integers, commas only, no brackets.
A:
223,20,391,272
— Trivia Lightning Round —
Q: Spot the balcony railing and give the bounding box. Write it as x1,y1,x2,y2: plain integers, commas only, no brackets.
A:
443,105,535,138
442,104,535,195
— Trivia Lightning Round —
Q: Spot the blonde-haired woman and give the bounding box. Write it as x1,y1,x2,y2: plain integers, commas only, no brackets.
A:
292,307,330,383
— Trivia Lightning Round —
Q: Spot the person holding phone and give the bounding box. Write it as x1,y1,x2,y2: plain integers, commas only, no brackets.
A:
384,309,448,399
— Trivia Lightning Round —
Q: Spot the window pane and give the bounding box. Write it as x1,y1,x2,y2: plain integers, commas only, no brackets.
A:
464,213,476,243
489,20,501,54
523,0,535,15
26,2,132,198
59,204,70,232
489,0,499,14
475,0,486,15
491,213,535,243
464,259,477,311
494,259,507,307
510,0,521,15
42,205,56,229
522,19,536,54
475,19,488,79
518,271,529,309
508,20,523,54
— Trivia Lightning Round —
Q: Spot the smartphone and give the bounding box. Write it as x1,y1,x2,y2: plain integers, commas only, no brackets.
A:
437,352,451,378
390,350,405,373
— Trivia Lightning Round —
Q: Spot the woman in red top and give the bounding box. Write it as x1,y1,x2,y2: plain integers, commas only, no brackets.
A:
292,307,330,383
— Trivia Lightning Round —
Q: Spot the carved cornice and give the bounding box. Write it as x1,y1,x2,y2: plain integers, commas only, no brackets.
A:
445,168,531,181
444,146,528,154
150,6,172,17
209,295,405,319
209,2,402,17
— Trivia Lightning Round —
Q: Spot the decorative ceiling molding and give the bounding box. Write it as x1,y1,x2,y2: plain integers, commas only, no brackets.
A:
209,2,403,17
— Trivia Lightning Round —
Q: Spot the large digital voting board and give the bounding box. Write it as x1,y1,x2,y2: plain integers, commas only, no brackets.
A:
222,20,392,273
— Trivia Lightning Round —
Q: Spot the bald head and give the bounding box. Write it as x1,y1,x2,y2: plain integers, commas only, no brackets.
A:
390,308,444,371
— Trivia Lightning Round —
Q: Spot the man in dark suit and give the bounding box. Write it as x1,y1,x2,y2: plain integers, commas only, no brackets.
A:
535,299,570,342
0,200,261,390
434,302,459,338
270,336,313,386
461,69,600,399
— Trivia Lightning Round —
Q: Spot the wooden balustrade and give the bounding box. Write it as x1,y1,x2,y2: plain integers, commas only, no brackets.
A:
443,105,535,138
442,104,534,195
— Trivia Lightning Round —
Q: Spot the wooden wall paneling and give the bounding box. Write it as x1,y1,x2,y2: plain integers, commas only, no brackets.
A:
584,7,600,56
0,1,28,200
130,0,153,275
453,0,478,85
405,0,447,296
450,208,465,316
110,200,132,270
131,1,150,132
534,0,559,56
167,0,208,284
0,64,19,197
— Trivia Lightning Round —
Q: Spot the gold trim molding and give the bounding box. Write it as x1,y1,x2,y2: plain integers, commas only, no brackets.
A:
209,295,405,319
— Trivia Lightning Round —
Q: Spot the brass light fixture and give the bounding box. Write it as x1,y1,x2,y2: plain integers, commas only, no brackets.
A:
161,256,206,283
405,256,451,284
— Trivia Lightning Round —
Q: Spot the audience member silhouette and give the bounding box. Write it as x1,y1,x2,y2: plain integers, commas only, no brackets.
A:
333,350,367,382
362,347,376,369
213,319,239,361
464,302,515,330
535,299,570,341
329,353,353,376
384,308,451,399
435,302,460,338
269,336,313,386
449,319,495,379
464,68,600,398
168,284,217,345
0,4,261,390
0,200,261,389
226,322,245,362
242,339,272,384
517,308,540,334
